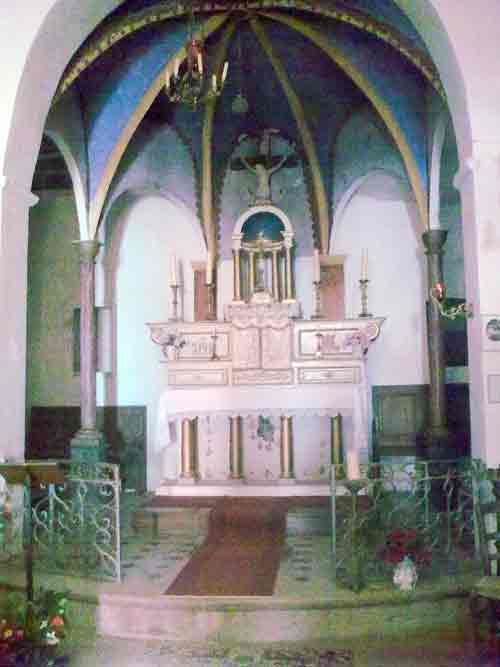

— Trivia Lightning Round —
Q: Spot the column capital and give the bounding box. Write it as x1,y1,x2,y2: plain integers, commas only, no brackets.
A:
1,175,39,208
74,239,101,264
454,144,500,191
422,229,447,255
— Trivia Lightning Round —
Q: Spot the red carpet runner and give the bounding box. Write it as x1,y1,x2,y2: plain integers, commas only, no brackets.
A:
165,498,287,596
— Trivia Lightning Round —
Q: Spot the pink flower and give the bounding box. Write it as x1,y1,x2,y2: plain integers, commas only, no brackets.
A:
50,615,64,627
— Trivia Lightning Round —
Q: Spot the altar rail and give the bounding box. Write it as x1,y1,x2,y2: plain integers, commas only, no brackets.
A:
0,462,122,583
330,459,483,591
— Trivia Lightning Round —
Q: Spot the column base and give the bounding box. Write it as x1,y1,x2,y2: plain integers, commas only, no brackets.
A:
228,476,245,484
70,429,106,463
278,477,296,485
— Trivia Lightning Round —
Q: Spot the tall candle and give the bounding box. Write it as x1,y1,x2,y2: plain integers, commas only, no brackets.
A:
222,61,229,83
313,249,321,283
170,254,178,286
361,249,368,281
212,74,217,92
347,450,361,480
206,251,213,285
197,52,203,75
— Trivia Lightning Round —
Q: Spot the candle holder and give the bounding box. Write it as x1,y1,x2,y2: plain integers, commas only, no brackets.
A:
311,280,325,319
359,279,372,318
169,284,180,322
206,282,216,320
210,329,219,361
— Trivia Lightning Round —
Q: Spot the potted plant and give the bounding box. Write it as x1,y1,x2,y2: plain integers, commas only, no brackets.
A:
0,588,69,666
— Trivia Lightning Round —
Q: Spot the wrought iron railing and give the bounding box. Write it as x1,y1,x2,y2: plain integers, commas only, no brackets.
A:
330,459,482,591
0,461,122,583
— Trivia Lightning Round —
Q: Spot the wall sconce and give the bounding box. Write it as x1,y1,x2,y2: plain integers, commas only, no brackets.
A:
429,282,473,320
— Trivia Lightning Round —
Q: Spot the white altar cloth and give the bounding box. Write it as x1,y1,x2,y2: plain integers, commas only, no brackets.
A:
156,383,367,453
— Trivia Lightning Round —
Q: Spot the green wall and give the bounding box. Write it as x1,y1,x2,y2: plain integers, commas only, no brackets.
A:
26,191,80,417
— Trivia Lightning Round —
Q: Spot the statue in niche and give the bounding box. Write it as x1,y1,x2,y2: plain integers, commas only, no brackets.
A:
233,128,296,204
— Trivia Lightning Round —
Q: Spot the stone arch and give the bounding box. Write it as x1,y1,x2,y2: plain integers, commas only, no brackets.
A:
44,129,88,240
331,168,419,252
233,204,294,238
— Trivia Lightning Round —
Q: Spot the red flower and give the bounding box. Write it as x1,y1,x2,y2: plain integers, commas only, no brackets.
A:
50,615,64,628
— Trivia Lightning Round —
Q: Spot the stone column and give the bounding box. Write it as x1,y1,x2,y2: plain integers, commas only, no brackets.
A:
70,240,105,463
229,416,243,480
180,418,198,482
233,249,242,302
232,234,243,303
271,249,280,301
283,233,294,301
249,250,256,297
331,414,344,465
280,415,295,481
422,229,448,456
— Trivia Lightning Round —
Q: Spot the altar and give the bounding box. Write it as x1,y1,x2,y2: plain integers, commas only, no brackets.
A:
148,304,383,496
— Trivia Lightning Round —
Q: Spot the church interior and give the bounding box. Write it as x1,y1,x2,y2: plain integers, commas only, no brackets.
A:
2,1,500,664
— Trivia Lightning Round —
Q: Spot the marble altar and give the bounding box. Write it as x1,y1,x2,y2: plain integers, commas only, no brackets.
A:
148,302,384,496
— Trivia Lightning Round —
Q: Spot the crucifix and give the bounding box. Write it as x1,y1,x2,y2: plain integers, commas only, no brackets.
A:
234,128,296,204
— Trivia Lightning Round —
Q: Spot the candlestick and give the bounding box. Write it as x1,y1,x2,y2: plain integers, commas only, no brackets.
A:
359,279,372,318
211,327,219,360
169,284,180,322
311,280,325,319
170,254,178,286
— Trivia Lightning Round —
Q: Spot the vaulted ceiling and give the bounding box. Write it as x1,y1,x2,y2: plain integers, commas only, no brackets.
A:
37,0,446,251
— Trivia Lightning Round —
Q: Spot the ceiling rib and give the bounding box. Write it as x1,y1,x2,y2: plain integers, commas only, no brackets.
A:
202,20,237,255
264,11,429,230
250,17,330,253
88,13,229,238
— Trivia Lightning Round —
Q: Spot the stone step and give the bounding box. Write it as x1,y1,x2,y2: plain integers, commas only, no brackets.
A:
132,508,211,537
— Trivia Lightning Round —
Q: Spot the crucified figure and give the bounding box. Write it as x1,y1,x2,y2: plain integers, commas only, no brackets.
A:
237,129,292,203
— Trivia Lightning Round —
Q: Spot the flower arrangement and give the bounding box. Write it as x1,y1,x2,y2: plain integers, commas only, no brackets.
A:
0,589,69,666
379,528,432,567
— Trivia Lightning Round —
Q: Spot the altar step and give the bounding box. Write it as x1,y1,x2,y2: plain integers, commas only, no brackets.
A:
156,480,331,497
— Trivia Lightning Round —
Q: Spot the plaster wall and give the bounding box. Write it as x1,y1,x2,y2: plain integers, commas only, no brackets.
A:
111,194,205,490
331,172,428,387
26,192,81,414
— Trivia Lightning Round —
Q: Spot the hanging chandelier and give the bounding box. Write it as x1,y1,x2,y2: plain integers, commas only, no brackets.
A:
165,7,228,111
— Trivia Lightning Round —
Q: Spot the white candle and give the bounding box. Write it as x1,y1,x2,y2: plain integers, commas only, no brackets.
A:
222,61,229,83
197,52,203,75
165,70,171,90
313,249,321,283
170,254,178,286
361,249,368,281
174,58,180,78
212,73,217,92
347,450,361,480
206,251,213,285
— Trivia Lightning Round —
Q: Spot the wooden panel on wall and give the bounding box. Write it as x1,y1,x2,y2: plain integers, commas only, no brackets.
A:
320,263,345,320
194,268,211,321
372,385,429,458
27,406,147,493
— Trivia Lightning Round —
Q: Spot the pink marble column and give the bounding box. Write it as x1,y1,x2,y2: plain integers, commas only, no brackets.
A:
70,240,105,462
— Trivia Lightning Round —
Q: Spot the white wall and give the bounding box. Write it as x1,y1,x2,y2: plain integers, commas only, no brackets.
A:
111,194,205,489
332,172,429,387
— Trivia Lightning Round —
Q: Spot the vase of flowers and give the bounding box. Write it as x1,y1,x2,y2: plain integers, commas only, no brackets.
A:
0,588,69,666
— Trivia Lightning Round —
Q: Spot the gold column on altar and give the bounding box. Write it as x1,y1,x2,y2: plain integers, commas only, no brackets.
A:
249,250,256,296
331,413,344,465
280,415,295,481
283,232,294,301
229,416,244,480
180,418,198,481
271,249,280,301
